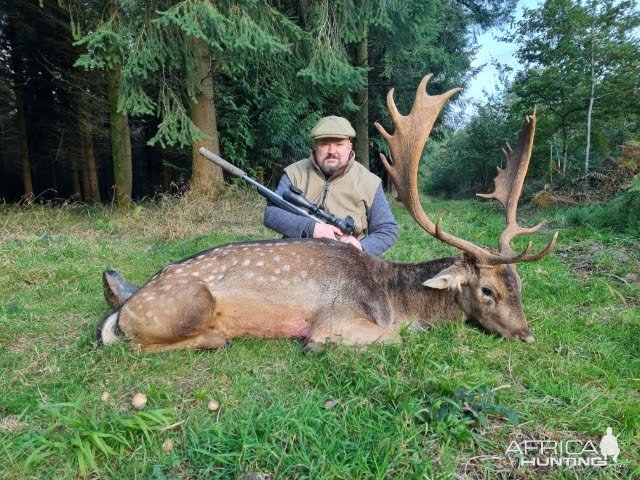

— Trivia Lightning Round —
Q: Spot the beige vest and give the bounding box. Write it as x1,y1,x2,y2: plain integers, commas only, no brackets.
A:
284,155,381,238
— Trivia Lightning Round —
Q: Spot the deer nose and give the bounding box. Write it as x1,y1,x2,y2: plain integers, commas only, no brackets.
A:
522,334,535,344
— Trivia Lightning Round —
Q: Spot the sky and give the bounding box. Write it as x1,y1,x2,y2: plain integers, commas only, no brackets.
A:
455,0,541,120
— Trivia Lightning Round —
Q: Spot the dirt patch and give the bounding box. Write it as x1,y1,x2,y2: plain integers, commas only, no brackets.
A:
554,239,639,284
8,336,37,355
0,415,28,433
533,142,639,207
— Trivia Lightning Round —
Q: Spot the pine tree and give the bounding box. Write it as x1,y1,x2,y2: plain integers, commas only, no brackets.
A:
71,0,133,207
4,1,34,199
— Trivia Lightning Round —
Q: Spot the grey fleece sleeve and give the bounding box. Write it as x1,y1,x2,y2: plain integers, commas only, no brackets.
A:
263,174,316,238
360,185,398,256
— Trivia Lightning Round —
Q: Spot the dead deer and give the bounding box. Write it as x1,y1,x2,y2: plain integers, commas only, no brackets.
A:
97,74,557,353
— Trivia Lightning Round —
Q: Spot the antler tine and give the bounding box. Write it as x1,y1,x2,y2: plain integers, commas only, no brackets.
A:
375,74,501,260
477,107,558,263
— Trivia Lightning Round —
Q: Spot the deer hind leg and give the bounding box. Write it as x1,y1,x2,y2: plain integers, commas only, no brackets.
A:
307,315,400,350
102,270,140,309
140,330,228,353
118,280,227,352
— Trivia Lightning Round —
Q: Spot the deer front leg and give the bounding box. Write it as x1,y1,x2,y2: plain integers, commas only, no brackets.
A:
307,314,401,350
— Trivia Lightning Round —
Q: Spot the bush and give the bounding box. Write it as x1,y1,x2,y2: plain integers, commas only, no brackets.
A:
564,178,640,235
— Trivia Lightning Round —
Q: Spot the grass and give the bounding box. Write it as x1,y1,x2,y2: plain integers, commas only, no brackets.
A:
0,192,639,479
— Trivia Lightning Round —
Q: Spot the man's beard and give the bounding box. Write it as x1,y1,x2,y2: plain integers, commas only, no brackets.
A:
319,155,341,176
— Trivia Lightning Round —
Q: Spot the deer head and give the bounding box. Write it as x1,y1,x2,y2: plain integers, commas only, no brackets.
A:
375,75,558,342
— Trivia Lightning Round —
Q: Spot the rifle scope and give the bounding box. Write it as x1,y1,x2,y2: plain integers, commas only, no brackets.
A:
283,186,356,236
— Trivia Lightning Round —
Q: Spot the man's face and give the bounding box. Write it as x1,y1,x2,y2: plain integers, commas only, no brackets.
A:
314,138,352,176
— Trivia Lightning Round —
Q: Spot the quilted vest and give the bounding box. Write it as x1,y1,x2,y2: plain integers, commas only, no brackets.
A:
284,154,381,238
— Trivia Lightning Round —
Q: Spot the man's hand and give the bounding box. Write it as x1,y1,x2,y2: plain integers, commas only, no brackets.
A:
313,224,363,251
338,235,363,251
313,223,343,240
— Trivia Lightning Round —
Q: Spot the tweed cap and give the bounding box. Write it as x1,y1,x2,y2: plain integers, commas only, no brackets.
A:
310,116,356,139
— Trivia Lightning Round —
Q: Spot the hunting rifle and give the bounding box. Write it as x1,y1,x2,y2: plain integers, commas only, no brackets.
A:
198,147,356,236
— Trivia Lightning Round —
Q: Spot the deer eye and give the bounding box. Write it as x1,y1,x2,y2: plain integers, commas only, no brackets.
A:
481,287,493,297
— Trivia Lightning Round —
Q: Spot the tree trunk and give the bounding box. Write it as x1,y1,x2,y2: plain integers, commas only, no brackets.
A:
50,160,58,194
106,65,132,207
549,142,553,185
85,139,101,202
81,163,91,200
79,85,101,202
561,122,568,174
71,169,82,200
161,148,171,192
585,90,594,174
7,13,34,200
189,37,223,196
353,27,369,170
585,38,596,174
17,90,34,200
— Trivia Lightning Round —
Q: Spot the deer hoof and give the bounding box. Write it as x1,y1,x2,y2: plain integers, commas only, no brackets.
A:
302,339,333,354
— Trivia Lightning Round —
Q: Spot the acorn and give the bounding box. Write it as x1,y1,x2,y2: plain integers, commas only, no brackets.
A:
208,400,220,411
131,392,147,409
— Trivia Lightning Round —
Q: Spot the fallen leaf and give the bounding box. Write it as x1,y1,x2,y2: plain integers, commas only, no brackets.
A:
162,438,174,452
323,398,341,409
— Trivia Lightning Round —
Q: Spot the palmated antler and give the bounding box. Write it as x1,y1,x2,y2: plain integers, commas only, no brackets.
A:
375,75,557,265
477,108,558,262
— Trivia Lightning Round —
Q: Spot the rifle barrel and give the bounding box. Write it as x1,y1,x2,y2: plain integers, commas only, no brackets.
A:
198,148,247,178
198,147,323,224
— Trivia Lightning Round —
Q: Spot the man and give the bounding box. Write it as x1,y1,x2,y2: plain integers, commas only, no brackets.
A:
263,116,398,256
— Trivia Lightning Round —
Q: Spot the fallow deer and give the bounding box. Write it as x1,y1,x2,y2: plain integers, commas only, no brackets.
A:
97,74,557,353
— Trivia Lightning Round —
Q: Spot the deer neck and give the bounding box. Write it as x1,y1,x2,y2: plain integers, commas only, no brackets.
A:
384,256,466,326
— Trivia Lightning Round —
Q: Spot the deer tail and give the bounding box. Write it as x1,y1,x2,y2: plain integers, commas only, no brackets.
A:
96,310,121,345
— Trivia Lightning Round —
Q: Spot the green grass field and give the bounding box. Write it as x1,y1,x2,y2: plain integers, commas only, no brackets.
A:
1,192,638,479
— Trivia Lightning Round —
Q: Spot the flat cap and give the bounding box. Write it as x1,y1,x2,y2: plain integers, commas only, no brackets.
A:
310,116,356,139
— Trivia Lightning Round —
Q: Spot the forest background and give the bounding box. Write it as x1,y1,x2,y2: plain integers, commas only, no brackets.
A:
1,0,638,216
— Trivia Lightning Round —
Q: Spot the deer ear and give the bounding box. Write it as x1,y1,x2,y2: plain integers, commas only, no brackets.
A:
423,265,467,292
